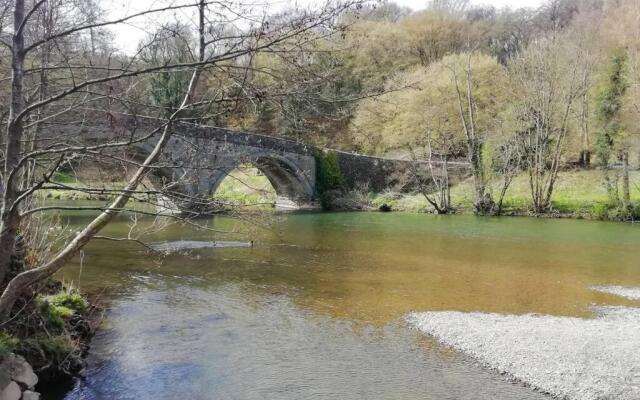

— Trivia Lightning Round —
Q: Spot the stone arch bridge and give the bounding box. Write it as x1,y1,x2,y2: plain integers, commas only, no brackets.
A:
78,115,469,212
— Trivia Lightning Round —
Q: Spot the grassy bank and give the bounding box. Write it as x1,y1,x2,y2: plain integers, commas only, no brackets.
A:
371,169,640,220
0,281,98,386
41,168,640,220
39,168,277,209
36,171,128,202
214,167,276,207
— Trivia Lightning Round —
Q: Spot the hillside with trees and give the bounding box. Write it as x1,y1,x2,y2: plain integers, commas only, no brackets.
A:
217,0,640,218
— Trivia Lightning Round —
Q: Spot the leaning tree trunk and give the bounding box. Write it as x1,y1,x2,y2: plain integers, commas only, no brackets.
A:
0,0,206,324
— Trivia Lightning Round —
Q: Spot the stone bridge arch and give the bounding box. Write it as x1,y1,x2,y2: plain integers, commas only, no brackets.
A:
206,152,316,207
122,141,195,214
128,138,318,214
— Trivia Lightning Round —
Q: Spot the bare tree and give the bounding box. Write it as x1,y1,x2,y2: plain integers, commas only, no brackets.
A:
510,36,587,213
450,54,491,214
428,0,470,14
0,0,361,321
408,118,454,214
492,137,522,215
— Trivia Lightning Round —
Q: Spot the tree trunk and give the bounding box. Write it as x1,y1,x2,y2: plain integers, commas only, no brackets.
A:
580,70,590,168
579,150,590,167
621,150,630,210
603,167,619,205
0,0,210,322
0,0,26,286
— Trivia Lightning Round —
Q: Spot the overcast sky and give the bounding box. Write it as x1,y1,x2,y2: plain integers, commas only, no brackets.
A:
106,0,547,54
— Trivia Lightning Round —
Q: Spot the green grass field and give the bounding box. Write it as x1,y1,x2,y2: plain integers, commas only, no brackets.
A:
37,171,128,201
38,167,277,211
372,169,640,218
214,167,276,207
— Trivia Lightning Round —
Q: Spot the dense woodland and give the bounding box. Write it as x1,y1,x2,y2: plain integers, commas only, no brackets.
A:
233,0,640,216
229,0,640,217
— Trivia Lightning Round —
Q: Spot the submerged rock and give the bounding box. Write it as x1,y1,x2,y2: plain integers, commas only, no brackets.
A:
150,240,253,253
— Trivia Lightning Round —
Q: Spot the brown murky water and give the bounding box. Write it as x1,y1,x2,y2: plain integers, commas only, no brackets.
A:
53,212,640,399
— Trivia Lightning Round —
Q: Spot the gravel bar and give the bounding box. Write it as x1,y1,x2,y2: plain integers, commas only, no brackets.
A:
406,306,640,400
591,285,640,300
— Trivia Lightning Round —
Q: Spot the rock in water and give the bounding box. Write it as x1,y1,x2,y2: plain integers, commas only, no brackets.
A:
150,240,252,253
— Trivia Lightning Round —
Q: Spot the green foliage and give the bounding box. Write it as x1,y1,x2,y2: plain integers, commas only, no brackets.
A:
591,202,640,221
591,202,615,220
46,292,89,314
595,50,628,166
0,331,19,357
53,304,75,317
38,334,75,355
18,334,75,367
371,192,430,213
37,291,89,328
214,167,276,207
4,285,90,380
151,69,192,115
139,23,194,116
350,53,510,154
38,302,67,328
315,151,346,210
315,151,344,194
447,169,640,217
51,172,74,183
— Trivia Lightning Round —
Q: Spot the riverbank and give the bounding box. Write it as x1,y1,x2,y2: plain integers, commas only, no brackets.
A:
406,286,640,399
366,169,640,221
0,280,100,397
40,168,640,221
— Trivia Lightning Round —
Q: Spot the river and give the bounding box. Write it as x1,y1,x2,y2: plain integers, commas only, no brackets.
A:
51,212,640,399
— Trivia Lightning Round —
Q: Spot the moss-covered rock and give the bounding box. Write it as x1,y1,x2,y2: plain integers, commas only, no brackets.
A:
45,292,88,314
